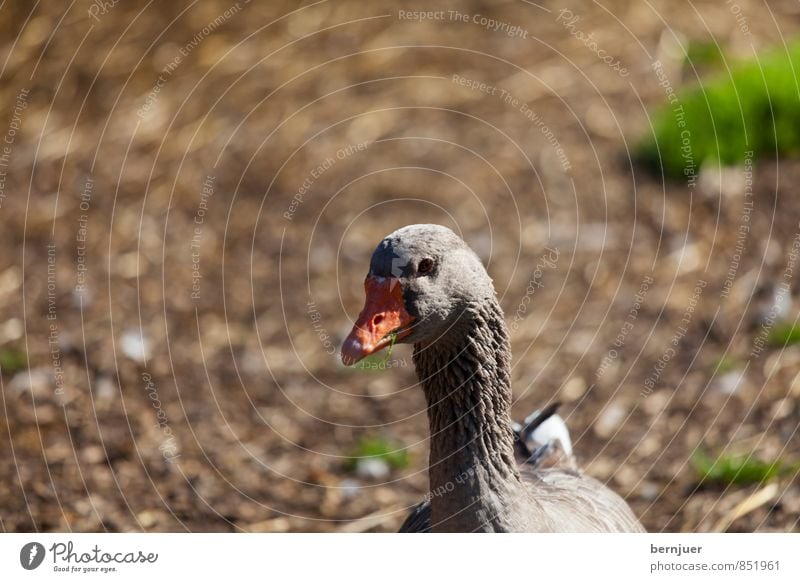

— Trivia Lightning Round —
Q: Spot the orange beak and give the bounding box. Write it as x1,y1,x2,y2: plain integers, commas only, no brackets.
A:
341,276,414,365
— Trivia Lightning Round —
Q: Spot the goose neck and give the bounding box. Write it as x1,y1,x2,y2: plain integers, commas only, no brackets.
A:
413,299,522,531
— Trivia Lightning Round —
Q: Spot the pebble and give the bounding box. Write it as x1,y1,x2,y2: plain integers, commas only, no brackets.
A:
585,102,619,139
715,370,746,395
136,510,160,529
593,401,628,439
71,286,92,307
0,318,23,343
561,376,587,401
585,458,614,480
81,446,106,465
642,390,670,415
577,223,617,252
633,435,661,458
339,478,361,501
613,465,638,488
114,252,141,278
94,375,116,401
638,481,661,502
770,397,794,420
10,368,52,398
355,458,390,480
698,165,747,199
33,404,57,425
667,240,703,274
120,330,151,363
0,266,22,296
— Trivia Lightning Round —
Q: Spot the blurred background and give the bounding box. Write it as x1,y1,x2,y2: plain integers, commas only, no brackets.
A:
0,0,799,533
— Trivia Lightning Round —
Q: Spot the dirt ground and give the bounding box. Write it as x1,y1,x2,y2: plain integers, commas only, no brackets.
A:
0,0,798,533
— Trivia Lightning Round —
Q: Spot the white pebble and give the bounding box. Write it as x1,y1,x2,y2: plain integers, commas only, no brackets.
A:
120,330,151,363
715,370,746,395
339,478,361,500
594,402,627,439
355,458,390,480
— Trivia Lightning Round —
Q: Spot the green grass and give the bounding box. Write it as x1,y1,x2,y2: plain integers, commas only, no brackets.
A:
0,347,28,373
355,353,387,367
638,42,800,178
767,321,800,346
351,353,393,371
712,354,738,374
692,449,797,486
344,436,409,471
685,40,725,70
349,331,398,372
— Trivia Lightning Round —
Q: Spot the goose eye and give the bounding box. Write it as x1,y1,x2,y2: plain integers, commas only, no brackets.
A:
417,258,434,275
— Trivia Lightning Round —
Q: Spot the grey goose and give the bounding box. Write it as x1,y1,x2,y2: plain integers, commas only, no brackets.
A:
341,224,644,533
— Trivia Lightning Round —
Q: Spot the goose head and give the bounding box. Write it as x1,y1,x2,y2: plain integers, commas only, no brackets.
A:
341,224,495,365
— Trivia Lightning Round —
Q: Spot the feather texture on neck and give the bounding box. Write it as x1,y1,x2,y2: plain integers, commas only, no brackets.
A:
413,297,526,531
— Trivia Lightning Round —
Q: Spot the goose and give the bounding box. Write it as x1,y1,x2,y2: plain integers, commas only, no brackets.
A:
341,224,645,532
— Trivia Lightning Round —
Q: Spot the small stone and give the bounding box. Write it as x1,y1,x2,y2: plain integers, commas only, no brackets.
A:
10,368,51,398
95,376,116,401
71,286,92,307
81,446,106,464
585,458,614,480
613,465,638,488
770,398,794,420
639,481,661,501
33,404,57,425
699,165,746,199
0,266,22,295
585,102,618,139
114,252,141,278
339,478,361,501
561,377,587,401
642,390,670,415
0,318,23,343
668,240,703,274
120,330,151,363
355,458,390,480
137,510,159,529
593,401,627,439
633,435,661,458
715,370,746,395
576,223,616,252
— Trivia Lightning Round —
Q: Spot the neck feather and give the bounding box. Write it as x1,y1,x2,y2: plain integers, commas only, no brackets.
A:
413,297,522,531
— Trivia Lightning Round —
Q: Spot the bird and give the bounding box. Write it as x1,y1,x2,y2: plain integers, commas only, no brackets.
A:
341,224,644,532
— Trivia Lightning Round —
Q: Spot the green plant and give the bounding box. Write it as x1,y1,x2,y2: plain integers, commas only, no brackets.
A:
712,354,738,374
692,449,796,486
767,321,800,346
350,331,397,372
638,42,800,178
685,40,725,69
345,436,409,471
0,347,27,373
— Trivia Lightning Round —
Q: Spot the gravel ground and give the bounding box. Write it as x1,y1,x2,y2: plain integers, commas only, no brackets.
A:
0,0,798,532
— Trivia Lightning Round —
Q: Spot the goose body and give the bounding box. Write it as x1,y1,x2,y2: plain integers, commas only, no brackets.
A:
341,224,644,533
